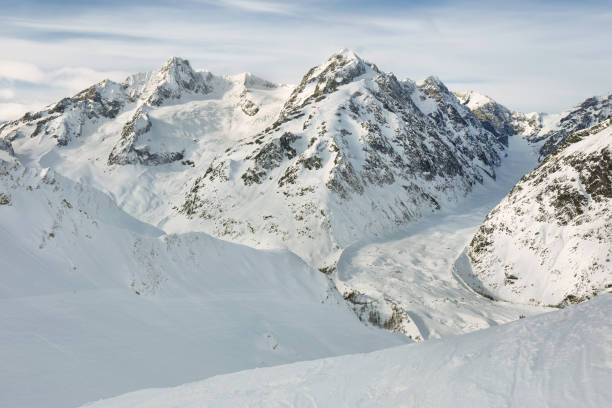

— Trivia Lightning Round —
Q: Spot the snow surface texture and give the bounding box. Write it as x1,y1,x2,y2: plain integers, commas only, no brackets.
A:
83,294,612,408
335,134,550,340
466,117,612,306
0,158,405,408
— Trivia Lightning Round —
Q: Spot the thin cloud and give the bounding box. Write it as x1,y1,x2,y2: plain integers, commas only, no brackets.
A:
0,0,610,116
0,60,45,83
215,0,299,15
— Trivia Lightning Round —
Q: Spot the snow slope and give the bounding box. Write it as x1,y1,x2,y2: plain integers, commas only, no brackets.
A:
0,57,291,226
82,294,612,408
0,158,405,408
335,134,550,340
465,117,612,306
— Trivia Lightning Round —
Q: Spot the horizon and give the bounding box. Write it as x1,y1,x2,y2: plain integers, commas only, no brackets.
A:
1,0,611,120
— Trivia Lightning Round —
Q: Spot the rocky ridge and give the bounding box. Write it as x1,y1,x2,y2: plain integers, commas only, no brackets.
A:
464,116,612,306
177,49,505,269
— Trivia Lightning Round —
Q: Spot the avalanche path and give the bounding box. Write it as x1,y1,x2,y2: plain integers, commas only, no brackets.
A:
336,135,552,340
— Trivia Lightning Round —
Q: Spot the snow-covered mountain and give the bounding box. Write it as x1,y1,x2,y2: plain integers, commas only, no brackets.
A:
0,50,506,273
82,294,612,408
456,89,612,160
463,116,612,306
0,57,291,227
1,48,610,408
454,90,517,145
175,50,505,270
0,154,404,408
528,92,612,158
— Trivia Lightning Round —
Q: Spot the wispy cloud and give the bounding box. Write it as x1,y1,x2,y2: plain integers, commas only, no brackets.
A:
213,0,300,15
0,60,45,83
0,0,610,120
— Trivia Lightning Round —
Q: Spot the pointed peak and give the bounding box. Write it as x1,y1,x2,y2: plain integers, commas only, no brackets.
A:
161,56,192,70
308,48,379,81
158,57,197,81
123,56,211,106
422,75,446,88
419,76,453,97
454,90,496,109
319,48,368,71
329,48,362,62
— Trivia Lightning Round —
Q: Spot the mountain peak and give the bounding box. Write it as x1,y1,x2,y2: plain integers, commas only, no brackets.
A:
315,48,374,76
124,56,212,106
331,48,362,61
157,56,200,88
280,49,379,113
454,90,495,109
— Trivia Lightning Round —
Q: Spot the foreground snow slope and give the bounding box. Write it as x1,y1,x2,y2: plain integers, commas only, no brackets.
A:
0,158,404,408
465,117,612,306
83,294,612,408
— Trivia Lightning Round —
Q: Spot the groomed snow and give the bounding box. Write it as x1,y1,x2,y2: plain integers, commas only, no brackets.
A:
81,294,612,408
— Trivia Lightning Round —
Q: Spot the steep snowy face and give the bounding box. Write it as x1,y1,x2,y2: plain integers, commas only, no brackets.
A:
177,50,504,268
107,57,216,165
0,79,128,147
455,90,517,146
464,117,612,307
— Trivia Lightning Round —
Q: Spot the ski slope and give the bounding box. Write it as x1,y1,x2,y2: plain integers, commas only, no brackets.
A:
336,134,552,339
82,294,612,408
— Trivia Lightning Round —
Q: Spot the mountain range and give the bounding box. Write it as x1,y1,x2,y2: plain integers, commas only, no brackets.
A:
1,49,610,407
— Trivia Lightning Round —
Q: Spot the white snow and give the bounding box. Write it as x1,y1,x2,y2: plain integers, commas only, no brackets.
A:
454,90,495,110
81,294,612,408
1,51,609,408
335,134,551,340
465,118,612,306
0,159,404,408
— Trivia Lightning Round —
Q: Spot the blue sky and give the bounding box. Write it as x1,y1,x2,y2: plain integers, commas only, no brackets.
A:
0,0,611,120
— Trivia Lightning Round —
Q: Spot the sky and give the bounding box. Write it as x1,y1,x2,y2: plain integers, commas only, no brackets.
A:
0,0,611,121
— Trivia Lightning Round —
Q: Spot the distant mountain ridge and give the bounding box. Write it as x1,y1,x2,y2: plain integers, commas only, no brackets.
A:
455,89,612,159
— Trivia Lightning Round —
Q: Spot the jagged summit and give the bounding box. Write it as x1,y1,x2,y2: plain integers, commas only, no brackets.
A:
280,49,379,114
123,56,213,106
454,90,496,110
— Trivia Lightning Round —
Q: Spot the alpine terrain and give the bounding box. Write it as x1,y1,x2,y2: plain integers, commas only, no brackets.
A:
0,48,610,408
464,116,612,306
